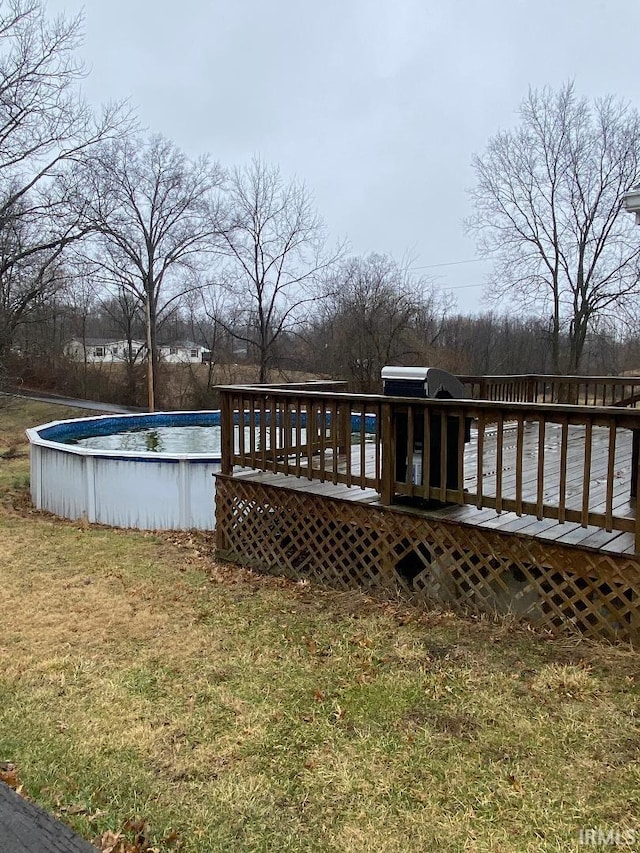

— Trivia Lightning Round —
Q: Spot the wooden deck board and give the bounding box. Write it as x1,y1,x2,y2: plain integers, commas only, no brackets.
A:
573,527,629,551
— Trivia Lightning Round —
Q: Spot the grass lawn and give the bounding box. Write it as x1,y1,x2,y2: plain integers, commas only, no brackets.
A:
1,395,640,851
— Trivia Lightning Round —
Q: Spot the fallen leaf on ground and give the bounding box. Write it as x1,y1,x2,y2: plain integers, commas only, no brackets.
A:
0,763,22,794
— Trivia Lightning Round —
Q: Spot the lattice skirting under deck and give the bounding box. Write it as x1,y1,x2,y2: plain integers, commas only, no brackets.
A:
215,474,640,643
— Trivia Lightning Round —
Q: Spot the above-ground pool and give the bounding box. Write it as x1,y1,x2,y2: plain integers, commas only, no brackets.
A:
27,411,224,531
27,409,377,531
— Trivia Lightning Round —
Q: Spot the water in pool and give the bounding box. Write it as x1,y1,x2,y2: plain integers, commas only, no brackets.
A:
69,425,229,454
68,424,373,454
69,425,308,454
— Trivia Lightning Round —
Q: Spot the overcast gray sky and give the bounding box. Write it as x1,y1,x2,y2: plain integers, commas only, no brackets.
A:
46,0,640,312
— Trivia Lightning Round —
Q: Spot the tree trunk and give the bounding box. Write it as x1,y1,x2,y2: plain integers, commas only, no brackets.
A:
552,283,561,374
258,353,268,383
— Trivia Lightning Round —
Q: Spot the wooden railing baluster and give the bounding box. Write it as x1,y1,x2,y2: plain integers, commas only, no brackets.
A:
359,404,366,489
238,394,246,465
635,458,640,554
536,417,545,520
581,422,592,528
407,405,415,498
219,390,233,475
306,397,314,480
605,421,616,532
515,415,524,516
476,413,484,510
330,400,339,486
284,399,292,476
319,400,327,483
436,410,445,503
381,401,394,505
457,410,465,504
260,395,267,471
374,404,381,486
270,396,278,471
495,412,504,513
249,394,257,470
423,407,431,498
344,403,352,488
558,419,568,524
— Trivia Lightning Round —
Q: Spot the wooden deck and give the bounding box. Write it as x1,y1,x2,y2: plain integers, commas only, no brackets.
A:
215,379,640,642
231,421,636,555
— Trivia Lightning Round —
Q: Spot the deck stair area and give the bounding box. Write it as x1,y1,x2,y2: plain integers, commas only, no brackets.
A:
215,375,640,643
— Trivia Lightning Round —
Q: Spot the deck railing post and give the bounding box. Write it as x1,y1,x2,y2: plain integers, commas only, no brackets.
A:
337,401,351,456
220,390,234,476
526,376,536,403
381,401,395,505
635,444,640,554
632,422,640,557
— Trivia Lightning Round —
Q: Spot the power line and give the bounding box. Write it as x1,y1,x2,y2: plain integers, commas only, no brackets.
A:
428,281,486,291
410,258,488,271
446,282,486,290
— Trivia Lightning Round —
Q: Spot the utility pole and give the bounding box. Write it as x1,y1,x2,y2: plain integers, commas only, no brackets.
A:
145,292,155,412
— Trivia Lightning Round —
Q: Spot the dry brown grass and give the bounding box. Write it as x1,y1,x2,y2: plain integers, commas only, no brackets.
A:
1,399,640,851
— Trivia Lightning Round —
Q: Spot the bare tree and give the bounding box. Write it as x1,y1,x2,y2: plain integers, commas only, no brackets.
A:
314,253,452,391
438,312,555,375
0,0,130,375
77,134,224,410
99,287,145,362
468,82,640,373
63,269,98,395
220,157,342,383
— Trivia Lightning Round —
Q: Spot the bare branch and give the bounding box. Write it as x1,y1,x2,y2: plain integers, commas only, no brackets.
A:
467,82,640,372
218,157,343,382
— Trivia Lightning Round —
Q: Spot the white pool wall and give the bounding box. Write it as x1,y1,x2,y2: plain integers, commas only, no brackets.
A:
27,411,222,531
27,410,377,532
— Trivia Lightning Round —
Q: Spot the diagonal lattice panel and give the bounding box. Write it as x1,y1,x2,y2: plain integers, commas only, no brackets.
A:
215,474,640,643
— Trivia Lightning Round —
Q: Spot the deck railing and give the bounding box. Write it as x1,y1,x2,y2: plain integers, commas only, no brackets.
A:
460,373,640,407
218,384,384,492
218,379,640,551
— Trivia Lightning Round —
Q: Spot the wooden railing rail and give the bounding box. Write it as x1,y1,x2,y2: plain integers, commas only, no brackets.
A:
218,382,640,551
